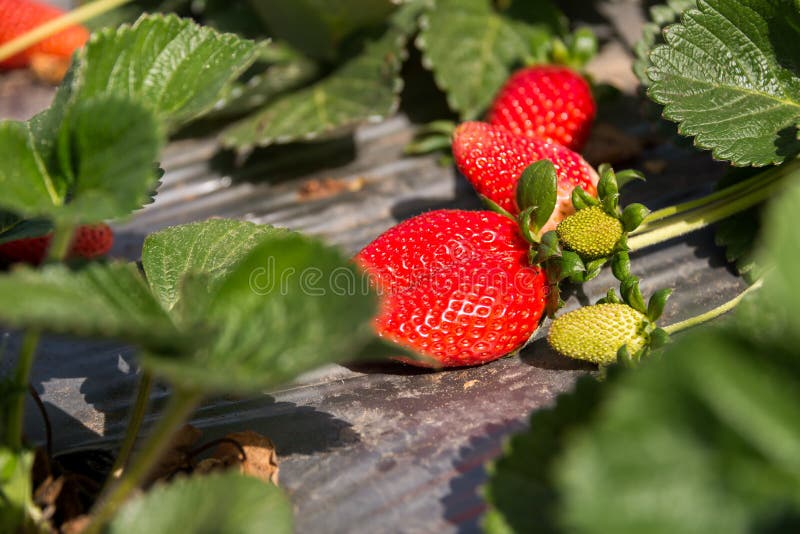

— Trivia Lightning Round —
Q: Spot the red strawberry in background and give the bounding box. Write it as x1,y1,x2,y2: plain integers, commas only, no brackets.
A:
487,65,596,152
0,0,89,80
0,223,113,265
355,210,548,367
452,121,598,233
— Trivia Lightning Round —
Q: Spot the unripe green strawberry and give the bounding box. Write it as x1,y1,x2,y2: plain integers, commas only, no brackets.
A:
547,303,649,365
556,205,623,260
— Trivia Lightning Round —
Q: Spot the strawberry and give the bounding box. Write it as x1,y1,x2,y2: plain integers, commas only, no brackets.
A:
487,65,596,152
0,223,113,265
452,121,599,233
355,209,548,367
548,303,650,365
0,0,89,70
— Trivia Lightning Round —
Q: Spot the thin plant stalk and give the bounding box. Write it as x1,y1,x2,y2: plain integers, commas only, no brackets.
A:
5,331,40,449
109,370,154,478
0,0,133,63
663,278,764,335
85,389,202,534
635,159,797,230
626,165,799,251
4,223,75,449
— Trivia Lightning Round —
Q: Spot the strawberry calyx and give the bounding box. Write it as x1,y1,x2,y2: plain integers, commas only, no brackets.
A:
500,163,651,315
547,274,672,366
538,165,650,286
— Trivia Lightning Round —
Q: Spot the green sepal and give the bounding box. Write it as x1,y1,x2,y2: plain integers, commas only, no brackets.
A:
582,258,607,282
480,195,515,220
648,327,671,349
621,276,647,314
518,207,540,244
616,344,636,368
571,185,599,210
534,230,562,264
557,250,586,282
545,284,563,318
647,288,673,322
621,203,650,233
615,169,646,189
611,251,631,282
565,27,598,69
597,166,619,200
602,192,619,216
516,160,557,230
597,288,622,305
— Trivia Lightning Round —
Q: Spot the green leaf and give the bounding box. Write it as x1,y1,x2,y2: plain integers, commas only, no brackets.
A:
0,216,52,245
621,203,650,233
646,288,673,322
109,472,293,534
647,0,800,166
735,178,800,347
77,14,260,130
142,220,286,313
221,9,410,151
205,43,319,119
484,375,608,534
0,121,66,218
0,263,183,354
141,232,378,393
556,330,800,533
633,0,696,87
245,0,396,61
516,160,557,229
56,96,163,223
0,448,34,534
417,0,530,119
715,209,763,283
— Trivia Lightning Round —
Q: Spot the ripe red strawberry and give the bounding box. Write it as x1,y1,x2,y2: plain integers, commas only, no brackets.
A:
0,0,89,70
452,121,599,233
0,223,113,265
487,65,596,152
355,210,548,367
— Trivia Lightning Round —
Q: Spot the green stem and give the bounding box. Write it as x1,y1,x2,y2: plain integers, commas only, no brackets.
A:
5,331,40,449
0,0,134,62
109,371,154,478
627,168,793,251
86,390,202,534
635,161,794,230
47,221,76,263
663,278,764,335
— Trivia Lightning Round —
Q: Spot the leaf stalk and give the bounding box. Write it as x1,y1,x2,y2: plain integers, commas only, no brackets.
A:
109,370,153,478
663,278,763,335
86,389,202,534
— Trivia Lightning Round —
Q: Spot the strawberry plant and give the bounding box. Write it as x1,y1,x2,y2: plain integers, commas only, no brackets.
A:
485,0,800,531
0,12,412,533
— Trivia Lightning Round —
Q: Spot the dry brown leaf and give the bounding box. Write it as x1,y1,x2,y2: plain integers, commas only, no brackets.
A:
212,431,279,485
193,457,226,475
144,424,203,484
298,177,364,200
